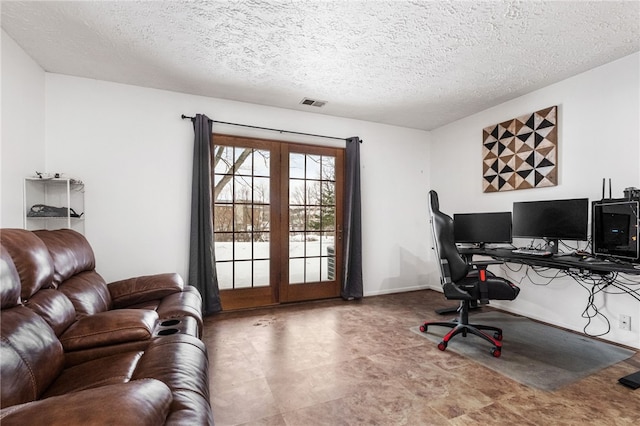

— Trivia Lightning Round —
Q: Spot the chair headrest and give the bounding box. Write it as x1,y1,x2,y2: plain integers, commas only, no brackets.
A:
429,190,440,212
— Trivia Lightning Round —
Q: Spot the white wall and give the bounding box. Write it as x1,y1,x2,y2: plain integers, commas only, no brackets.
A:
42,74,432,295
1,30,46,227
430,52,640,348
3,32,638,347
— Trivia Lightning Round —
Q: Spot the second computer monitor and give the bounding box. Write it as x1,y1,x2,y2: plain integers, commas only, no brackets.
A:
453,212,512,247
512,198,589,242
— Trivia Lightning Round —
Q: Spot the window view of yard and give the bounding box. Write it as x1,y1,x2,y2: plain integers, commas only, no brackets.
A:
213,145,336,290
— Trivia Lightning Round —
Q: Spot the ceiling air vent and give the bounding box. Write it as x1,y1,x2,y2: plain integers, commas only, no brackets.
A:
300,98,327,108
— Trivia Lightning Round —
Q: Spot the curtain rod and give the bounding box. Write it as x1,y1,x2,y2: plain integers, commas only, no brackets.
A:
181,114,351,142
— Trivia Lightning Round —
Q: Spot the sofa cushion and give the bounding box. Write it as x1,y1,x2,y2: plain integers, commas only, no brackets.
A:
34,229,96,286
23,289,76,337
0,229,54,299
0,246,21,309
132,334,213,426
0,380,173,426
0,307,64,408
59,309,158,351
166,389,216,426
42,351,143,398
132,335,209,396
108,272,184,308
58,270,112,316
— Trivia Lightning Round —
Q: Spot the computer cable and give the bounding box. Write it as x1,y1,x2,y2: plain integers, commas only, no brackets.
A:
571,274,613,337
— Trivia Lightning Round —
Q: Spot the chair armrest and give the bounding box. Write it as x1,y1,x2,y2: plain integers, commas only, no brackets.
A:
469,260,503,268
469,261,502,304
0,379,172,426
59,309,158,351
108,273,184,309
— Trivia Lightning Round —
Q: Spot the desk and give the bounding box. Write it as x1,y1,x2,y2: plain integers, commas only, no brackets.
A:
460,246,640,389
459,247,640,276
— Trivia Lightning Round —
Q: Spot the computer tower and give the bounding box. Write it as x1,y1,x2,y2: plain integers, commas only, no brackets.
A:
592,197,640,263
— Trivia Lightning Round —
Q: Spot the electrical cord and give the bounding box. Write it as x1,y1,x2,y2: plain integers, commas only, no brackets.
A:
569,272,613,337
494,249,639,337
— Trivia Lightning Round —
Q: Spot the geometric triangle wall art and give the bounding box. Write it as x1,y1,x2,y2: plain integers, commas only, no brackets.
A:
482,105,558,192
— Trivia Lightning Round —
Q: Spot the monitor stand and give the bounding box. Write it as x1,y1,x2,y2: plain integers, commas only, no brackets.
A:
543,238,559,254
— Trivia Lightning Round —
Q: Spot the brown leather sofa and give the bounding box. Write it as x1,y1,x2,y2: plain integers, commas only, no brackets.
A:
0,229,213,425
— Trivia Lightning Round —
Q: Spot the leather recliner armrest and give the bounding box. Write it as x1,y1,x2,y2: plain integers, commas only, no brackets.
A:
108,273,184,309
0,379,172,426
60,309,158,351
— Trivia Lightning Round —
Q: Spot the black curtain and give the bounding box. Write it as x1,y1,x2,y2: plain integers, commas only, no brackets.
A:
342,136,363,299
189,114,222,315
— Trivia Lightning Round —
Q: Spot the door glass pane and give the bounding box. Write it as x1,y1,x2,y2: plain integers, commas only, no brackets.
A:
253,177,269,203
234,206,251,232
234,176,252,202
289,179,305,205
216,262,233,290
253,207,269,232
235,233,252,260
289,258,305,284
290,153,305,179
235,148,253,175
214,237,233,261
321,206,335,231
321,156,335,180
306,155,321,179
306,181,321,206
254,150,270,176
289,207,305,232
254,233,270,259
289,232,305,257
306,234,321,257
305,257,321,282
214,146,235,174
214,204,233,232
214,175,233,201
235,261,252,288
288,152,336,285
253,260,270,287
213,145,271,290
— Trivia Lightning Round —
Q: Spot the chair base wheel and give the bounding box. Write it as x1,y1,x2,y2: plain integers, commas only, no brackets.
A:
420,316,504,357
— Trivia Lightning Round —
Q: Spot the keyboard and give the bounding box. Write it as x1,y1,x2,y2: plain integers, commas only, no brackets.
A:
512,248,553,257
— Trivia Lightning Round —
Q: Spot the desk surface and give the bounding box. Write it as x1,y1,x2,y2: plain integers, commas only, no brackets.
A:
459,247,640,275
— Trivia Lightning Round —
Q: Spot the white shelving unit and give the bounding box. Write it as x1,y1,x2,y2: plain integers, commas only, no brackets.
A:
24,177,85,233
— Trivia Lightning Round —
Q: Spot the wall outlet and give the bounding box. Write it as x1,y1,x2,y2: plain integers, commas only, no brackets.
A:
620,314,631,331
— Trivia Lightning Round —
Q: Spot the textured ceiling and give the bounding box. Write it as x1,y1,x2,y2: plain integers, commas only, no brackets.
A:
2,1,639,131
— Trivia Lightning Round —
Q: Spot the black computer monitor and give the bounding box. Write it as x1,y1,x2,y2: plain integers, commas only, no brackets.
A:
512,198,589,251
453,212,512,247
593,199,639,262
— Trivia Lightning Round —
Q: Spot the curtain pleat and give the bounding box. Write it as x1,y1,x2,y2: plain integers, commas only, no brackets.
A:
188,114,222,314
342,136,363,299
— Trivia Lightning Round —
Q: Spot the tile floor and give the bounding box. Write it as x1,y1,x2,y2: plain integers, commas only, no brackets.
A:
203,290,640,425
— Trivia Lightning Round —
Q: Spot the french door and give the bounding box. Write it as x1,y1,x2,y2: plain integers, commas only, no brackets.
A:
212,134,344,310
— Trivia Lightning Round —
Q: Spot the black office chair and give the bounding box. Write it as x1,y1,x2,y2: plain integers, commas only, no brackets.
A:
420,190,520,357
